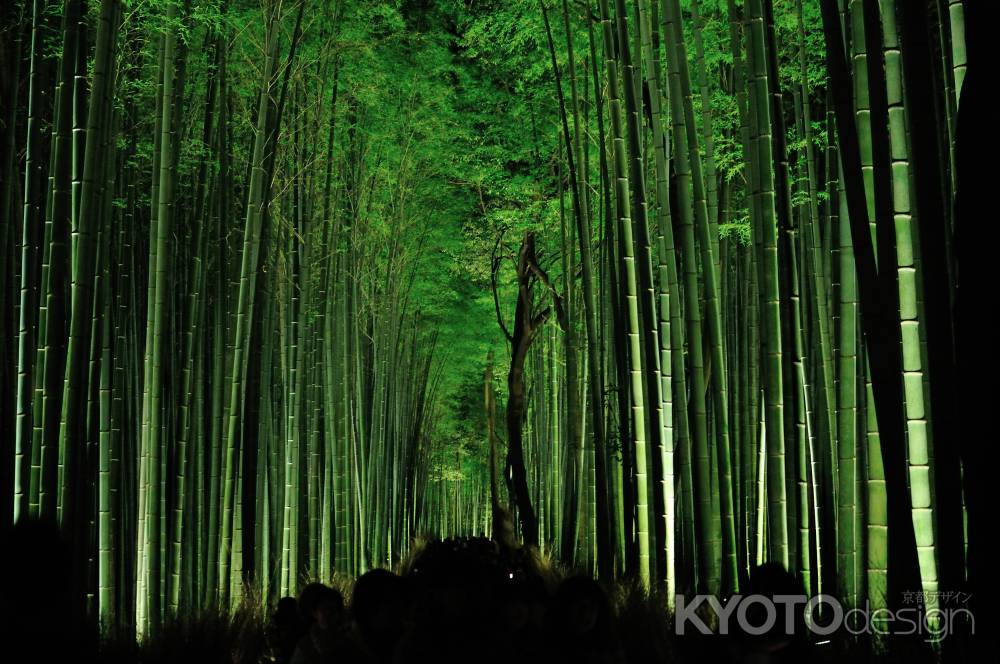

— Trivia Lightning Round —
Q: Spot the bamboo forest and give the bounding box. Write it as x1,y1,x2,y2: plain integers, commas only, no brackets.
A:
0,0,984,661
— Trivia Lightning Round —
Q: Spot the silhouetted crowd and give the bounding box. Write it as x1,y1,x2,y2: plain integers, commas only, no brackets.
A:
258,537,824,664
2,520,939,663
260,538,632,664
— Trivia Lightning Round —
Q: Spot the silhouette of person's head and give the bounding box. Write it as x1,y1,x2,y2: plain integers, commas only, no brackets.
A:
275,595,299,625
351,569,408,660
267,595,304,663
315,588,344,631
298,583,344,631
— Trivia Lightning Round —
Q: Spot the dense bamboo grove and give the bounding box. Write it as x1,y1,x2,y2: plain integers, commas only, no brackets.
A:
0,0,979,647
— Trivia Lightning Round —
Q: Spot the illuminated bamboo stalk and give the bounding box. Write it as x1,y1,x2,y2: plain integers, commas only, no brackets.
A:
14,0,50,523
867,0,938,615
690,0,719,244
664,0,738,590
36,0,83,522
745,0,788,569
597,0,650,585
660,0,714,594
221,10,279,605
639,0,680,600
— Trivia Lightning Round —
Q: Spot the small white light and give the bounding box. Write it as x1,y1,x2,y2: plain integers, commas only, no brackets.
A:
509,573,514,579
